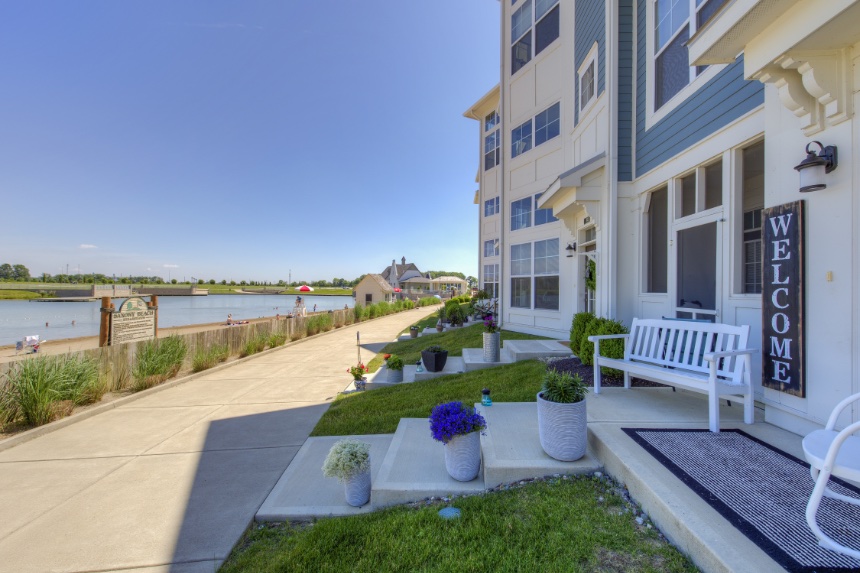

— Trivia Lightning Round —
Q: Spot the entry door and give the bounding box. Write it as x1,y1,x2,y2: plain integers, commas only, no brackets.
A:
675,222,719,322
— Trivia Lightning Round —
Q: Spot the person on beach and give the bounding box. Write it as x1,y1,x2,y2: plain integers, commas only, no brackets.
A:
313,304,317,312
227,314,233,325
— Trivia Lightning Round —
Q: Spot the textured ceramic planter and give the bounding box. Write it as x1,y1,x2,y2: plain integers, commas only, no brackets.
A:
536,392,587,461
444,431,481,481
387,368,404,383
343,469,371,507
410,329,419,339
421,350,448,373
483,332,501,362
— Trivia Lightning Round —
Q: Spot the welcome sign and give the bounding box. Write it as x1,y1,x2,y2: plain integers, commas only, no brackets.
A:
762,200,805,397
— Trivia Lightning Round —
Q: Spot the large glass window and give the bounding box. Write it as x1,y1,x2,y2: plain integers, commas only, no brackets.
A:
484,130,500,170
511,278,531,308
511,197,532,231
483,263,499,299
535,276,559,310
653,0,728,109
484,111,499,132
511,243,532,275
511,242,532,309
741,141,764,294
534,102,560,146
677,159,722,219
647,186,668,293
534,239,559,275
484,239,500,257
511,119,532,158
484,196,500,217
534,193,558,225
511,0,559,75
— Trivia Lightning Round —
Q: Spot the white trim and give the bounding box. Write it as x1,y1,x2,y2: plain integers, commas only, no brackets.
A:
578,42,599,117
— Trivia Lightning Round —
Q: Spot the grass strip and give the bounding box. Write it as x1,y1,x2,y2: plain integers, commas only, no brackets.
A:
220,475,697,573
312,360,546,436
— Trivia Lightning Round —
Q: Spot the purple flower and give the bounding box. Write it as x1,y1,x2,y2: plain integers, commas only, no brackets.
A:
429,401,487,444
483,313,498,333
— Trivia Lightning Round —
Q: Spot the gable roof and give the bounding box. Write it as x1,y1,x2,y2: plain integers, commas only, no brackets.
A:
361,273,395,292
381,262,421,282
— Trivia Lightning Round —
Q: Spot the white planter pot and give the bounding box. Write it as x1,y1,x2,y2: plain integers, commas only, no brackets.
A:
483,332,500,362
536,392,587,461
444,431,482,481
343,469,371,507
387,368,404,383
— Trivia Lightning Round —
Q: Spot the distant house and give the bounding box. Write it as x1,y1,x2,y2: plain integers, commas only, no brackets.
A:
354,274,394,306
380,257,422,289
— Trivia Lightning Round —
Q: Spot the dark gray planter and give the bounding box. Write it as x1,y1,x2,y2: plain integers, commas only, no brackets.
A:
421,350,448,372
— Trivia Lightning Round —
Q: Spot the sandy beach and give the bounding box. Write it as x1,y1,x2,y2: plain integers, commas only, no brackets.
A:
0,316,281,364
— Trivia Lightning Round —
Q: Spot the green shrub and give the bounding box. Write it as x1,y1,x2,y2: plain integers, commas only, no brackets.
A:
446,305,464,326
579,318,628,377
192,343,230,372
269,333,287,347
366,304,378,319
540,368,588,404
132,336,187,391
387,355,404,370
570,312,596,355
418,297,439,307
353,303,365,322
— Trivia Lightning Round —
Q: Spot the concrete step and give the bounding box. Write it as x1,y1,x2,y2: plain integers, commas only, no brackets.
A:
480,402,601,488
413,356,466,382
461,347,515,371
503,339,573,361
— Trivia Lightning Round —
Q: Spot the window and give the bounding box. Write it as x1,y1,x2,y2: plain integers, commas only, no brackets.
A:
741,141,764,294
511,103,560,159
484,111,500,170
483,263,499,298
511,0,559,75
534,103,560,146
484,196,500,217
534,193,558,225
511,197,532,231
534,238,559,310
676,159,722,219
647,186,668,293
511,242,532,308
484,239,500,257
580,61,595,109
653,0,728,109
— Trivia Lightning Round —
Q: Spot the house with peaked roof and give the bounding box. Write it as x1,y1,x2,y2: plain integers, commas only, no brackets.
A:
466,0,860,438
354,274,395,307
380,257,423,289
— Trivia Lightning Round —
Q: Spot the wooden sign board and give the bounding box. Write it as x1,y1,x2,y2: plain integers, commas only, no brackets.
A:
761,200,805,397
111,296,156,345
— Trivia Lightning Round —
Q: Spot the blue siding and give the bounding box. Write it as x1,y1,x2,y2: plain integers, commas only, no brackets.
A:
574,0,605,126
634,0,763,177
617,0,634,181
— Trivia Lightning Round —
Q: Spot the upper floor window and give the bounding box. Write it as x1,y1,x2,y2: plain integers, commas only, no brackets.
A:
578,42,599,115
653,0,728,109
484,239,500,258
511,102,560,159
676,159,722,219
485,111,499,132
485,130,500,170
511,0,560,75
484,196,500,217
534,193,558,225
511,197,532,231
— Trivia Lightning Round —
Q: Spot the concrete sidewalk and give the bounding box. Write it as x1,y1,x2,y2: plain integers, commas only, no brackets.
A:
0,307,437,573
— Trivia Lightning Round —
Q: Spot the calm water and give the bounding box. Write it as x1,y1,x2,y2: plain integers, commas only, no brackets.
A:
0,294,354,347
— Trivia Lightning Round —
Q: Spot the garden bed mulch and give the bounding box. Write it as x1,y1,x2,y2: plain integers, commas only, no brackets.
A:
546,357,668,388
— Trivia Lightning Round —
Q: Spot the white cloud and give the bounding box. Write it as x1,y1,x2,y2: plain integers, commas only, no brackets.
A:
79,244,97,249
164,264,179,268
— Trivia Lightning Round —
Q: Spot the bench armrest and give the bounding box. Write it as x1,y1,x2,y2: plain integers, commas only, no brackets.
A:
825,392,860,430
703,348,758,362
588,334,630,342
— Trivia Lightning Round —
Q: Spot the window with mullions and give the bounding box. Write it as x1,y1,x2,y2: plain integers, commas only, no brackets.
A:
580,61,595,111
534,238,560,310
484,196,500,217
511,0,560,75
741,141,764,294
512,119,532,158
483,239,500,258
485,111,499,132
653,0,728,109
510,243,532,308
511,197,532,231
534,102,560,146
534,193,558,225
483,263,499,299
484,130,500,170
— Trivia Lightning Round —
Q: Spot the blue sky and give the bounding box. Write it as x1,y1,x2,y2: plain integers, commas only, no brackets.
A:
0,1,500,283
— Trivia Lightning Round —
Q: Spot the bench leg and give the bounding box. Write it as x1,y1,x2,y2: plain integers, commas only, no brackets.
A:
623,371,630,389
709,391,719,432
593,341,601,394
744,391,754,424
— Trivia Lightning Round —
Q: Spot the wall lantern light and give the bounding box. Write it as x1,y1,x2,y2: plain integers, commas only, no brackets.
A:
566,243,577,257
794,141,837,192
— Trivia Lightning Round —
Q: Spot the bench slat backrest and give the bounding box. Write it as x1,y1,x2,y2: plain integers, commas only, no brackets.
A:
625,318,750,384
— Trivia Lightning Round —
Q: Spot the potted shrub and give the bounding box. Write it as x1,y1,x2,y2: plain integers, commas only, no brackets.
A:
386,354,404,383
436,308,446,332
421,345,448,373
537,367,588,461
347,363,368,391
409,325,420,339
482,313,500,363
321,438,372,507
447,305,465,327
429,401,487,481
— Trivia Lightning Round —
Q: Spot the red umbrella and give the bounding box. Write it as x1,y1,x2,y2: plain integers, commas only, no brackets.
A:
298,285,314,292
394,288,402,292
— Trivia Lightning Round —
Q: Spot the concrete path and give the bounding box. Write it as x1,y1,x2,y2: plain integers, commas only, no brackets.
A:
0,307,437,573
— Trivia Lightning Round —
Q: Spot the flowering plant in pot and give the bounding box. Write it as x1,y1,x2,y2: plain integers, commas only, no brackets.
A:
322,438,371,506
482,313,501,362
347,363,368,391
421,345,448,373
429,401,487,481
537,368,589,461
386,354,404,383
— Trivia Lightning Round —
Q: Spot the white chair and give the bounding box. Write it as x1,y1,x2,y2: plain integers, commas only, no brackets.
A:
802,392,860,559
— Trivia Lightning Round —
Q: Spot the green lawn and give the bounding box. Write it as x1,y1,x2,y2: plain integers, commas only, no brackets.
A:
221,476,697,573
0,289,41,300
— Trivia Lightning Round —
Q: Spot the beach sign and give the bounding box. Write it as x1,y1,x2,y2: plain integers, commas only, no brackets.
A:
110,296,156,345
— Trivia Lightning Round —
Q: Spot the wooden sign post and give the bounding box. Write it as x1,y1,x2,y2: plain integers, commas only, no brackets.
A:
761,200,805,397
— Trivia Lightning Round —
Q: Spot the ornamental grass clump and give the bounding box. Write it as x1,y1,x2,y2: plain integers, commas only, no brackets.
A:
429,401,487,444
131,335,187,391
321,438,371,482
541,369,588,404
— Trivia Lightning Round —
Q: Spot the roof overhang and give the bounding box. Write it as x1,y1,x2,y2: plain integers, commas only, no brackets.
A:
463,84,501,120
539,153,606,230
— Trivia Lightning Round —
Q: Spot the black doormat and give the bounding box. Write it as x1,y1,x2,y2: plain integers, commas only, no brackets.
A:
622,428,860,572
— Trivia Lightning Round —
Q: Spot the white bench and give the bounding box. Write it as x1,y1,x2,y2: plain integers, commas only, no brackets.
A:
588,318,757,432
